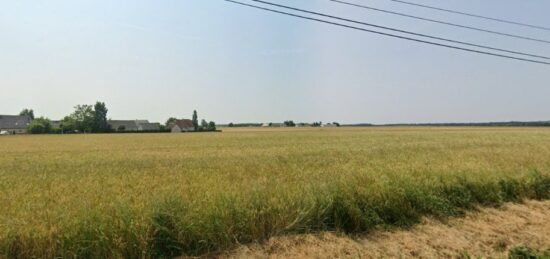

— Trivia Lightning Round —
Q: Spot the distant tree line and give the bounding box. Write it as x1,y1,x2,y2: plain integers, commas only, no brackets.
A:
225,121,342,128
227,123,263,127
371,122,550,127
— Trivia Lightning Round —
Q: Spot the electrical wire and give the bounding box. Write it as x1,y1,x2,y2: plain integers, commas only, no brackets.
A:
223,0,550,65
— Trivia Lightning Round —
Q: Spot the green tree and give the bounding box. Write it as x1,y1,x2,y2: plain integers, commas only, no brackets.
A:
71,105,95,133
27,117,52,134
192,110,199,131
228,122,234,127
207,121,217,131
200,119,208,131
19,109,35,120
165,117,177,127
93,102,109,132
284,120,296,127
60,116,77,133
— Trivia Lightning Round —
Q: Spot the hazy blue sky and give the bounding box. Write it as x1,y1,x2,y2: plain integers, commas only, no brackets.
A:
1,0,549,124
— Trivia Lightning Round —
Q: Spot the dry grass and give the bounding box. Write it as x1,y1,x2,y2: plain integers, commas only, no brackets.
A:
227,200,550,258
0,127,549,257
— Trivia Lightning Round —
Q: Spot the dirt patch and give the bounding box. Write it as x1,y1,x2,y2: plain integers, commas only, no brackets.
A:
222,200,550,258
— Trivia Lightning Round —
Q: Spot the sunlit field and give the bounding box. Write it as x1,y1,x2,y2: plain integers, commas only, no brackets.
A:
1,127,549,258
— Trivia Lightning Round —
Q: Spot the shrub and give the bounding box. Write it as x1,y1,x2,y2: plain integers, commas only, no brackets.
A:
150,208,184,257
27,117,52,134
528,171,550,199
508,246,539,259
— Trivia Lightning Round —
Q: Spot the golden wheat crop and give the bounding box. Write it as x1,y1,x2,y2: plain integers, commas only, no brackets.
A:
0,127,549,258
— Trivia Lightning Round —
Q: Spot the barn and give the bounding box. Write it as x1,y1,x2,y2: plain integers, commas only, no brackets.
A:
0,115,32,134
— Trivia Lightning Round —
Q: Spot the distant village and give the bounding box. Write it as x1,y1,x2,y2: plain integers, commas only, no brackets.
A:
0,102,341,135
0,115,203,135
0,102,217,135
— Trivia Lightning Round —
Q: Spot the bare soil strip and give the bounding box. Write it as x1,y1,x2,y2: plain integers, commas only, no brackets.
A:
223,200,550,258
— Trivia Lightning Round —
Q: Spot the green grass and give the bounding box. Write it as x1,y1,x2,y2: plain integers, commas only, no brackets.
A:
0,127,549,258
508,246,550,259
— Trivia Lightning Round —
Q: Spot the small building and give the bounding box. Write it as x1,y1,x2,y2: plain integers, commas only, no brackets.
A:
109,120,139,131
0,115,32,134
108,120,161,132
168,119,194,133
51,120,62,130
322,123,337,127
138,122,161,131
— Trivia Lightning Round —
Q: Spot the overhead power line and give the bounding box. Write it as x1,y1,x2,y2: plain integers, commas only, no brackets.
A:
390,0,550,32
223,0,550,66
330,0,550,45
250,0,550,60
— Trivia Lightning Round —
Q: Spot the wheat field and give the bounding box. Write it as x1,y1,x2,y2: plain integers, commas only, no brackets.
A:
0,127,549,258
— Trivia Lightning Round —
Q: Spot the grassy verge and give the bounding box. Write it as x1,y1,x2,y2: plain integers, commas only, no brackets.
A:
508,246,550,259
